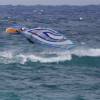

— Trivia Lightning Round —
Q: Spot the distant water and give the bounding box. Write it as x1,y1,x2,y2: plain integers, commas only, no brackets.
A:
0,5,100,100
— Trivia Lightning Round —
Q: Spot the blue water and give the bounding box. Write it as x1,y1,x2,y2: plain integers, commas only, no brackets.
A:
0,5,100,100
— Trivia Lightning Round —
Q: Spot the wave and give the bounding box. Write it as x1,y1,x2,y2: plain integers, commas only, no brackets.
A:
0,48,100,64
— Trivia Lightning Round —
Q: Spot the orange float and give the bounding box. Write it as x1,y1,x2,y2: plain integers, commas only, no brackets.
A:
6,27,18,34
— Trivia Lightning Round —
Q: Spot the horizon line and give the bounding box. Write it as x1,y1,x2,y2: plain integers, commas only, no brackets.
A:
0,4,100,6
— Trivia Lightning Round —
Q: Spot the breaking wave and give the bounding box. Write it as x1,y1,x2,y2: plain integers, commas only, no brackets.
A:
0,47,100,64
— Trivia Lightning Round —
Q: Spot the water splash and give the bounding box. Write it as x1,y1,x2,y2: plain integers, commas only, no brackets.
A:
72,48,100,57
0,48,100,64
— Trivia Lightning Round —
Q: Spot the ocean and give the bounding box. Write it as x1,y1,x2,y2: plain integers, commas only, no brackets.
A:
0,5,100,100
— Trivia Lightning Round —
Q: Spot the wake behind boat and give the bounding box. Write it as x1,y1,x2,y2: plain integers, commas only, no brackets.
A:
6,26,76,50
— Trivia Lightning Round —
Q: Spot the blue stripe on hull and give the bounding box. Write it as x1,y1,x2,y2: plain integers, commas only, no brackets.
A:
28,30,65,43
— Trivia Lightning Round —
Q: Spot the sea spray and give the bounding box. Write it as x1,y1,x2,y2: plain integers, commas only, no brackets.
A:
0,48,100,64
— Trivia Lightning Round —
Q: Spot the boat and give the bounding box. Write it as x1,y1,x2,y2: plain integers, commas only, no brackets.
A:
6,26,76,50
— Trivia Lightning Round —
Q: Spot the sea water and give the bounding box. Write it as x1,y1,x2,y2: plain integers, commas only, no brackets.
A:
0,5,100,100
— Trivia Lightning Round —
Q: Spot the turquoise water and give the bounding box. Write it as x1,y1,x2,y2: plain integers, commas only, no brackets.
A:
0,5,100,100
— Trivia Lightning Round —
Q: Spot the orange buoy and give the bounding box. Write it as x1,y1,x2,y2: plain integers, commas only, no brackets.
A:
6,27,18,34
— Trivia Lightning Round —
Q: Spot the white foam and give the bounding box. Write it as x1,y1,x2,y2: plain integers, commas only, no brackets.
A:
0,48,100,64
72,48,100,57
17,53,72,64
0,51,13,59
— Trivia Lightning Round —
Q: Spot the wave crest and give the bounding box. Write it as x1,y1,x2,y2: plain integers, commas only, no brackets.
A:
0,48,100,64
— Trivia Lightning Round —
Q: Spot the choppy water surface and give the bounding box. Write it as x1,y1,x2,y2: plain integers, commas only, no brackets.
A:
0,5,100,100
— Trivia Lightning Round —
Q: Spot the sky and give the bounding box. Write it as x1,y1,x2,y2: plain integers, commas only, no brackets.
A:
0,0,100,5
